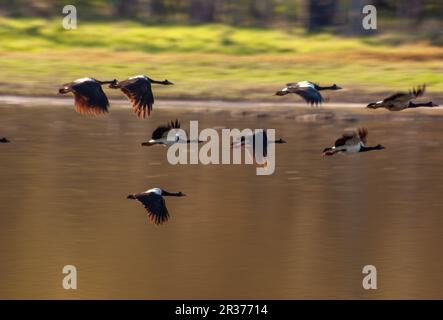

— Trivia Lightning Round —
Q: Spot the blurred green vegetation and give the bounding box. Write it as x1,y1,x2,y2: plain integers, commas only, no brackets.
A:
0,18,375,54
1,17,443,100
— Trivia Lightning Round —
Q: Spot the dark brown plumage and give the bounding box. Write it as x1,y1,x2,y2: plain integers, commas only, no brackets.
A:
59,78,116,116
367,84,438,111
127,188,185,226
152,119,180,140
109,75,173,119
141,119,182,146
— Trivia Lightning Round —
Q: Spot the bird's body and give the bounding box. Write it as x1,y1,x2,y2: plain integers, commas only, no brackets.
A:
127,187,185,225
323,128,385,156
141,120,202,146
109,75,173,119
59,77,116,115
141,119,182,146
232,130,286,165
0,137,10,143
367,85,438,111
275,81,341,106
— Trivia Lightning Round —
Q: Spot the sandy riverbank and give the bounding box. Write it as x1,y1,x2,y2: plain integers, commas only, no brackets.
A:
1,95,443,121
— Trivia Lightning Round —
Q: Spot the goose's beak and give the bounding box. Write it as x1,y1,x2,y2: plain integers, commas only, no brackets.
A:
141,140,156,146
322,147,335,156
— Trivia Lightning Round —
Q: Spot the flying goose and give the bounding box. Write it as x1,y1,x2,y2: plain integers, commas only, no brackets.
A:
323,128,385,156
109,75,173,119
1,137,10,143
59,78,117,115
127,188,185,225
275,81,342,106
231,129,286,165
141,119,181,146
141,120,202,146
367,85,438,111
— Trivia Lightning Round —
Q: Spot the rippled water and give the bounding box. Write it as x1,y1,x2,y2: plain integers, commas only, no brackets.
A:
1,103,443,299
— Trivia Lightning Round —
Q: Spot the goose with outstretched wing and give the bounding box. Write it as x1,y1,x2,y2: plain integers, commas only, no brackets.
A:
275,81,342,106
59,77,117,116
109,75,173,119
141,119,182,146
367,85,438,111
127,187,185,225
323,128,385,156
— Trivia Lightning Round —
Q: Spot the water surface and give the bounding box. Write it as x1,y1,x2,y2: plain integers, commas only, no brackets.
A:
1,104,443,299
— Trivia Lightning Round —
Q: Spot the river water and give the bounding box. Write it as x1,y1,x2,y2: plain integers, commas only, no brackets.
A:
1,103,443,299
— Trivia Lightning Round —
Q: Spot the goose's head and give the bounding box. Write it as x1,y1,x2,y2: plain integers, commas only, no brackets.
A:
108,79,119,88
367,101,382,109
275,90,287,96
322,147,336,156
331,84,342,90
374,144,386,150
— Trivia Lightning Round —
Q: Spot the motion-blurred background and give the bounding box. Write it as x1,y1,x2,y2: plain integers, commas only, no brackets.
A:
2,1,443,300
0,0,442,102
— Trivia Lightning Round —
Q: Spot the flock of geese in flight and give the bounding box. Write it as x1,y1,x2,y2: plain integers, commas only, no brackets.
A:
1,76,440,225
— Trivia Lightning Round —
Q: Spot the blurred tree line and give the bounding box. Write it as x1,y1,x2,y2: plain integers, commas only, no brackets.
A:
1,0,442,30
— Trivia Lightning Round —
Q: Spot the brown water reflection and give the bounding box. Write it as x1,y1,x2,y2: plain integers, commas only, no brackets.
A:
1,104,443,299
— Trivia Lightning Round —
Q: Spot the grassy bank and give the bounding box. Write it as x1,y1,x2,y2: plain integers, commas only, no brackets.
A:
1,18,443,101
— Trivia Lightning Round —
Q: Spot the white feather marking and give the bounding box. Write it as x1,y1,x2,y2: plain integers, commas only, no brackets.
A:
298,81,315,89
74,77,94,83
151,137,177,145
129,75,148,80
146,188,162,195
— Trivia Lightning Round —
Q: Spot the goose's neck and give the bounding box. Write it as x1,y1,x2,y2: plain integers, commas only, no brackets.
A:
271,139,286,144
98,79,117,85
186,139,203,144
162,191,183,197
360,145,381,152
408,101,435,108
150,79,169,85
316,85,335,90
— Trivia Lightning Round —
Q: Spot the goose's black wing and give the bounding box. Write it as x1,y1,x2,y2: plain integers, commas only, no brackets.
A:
116,77,154,119
286,83,323,105
135,193,170,225
357,128,368,144
151,120,181,140
252,130,268,157
70,80,109,116
334,131,356,147
383,85,426,104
